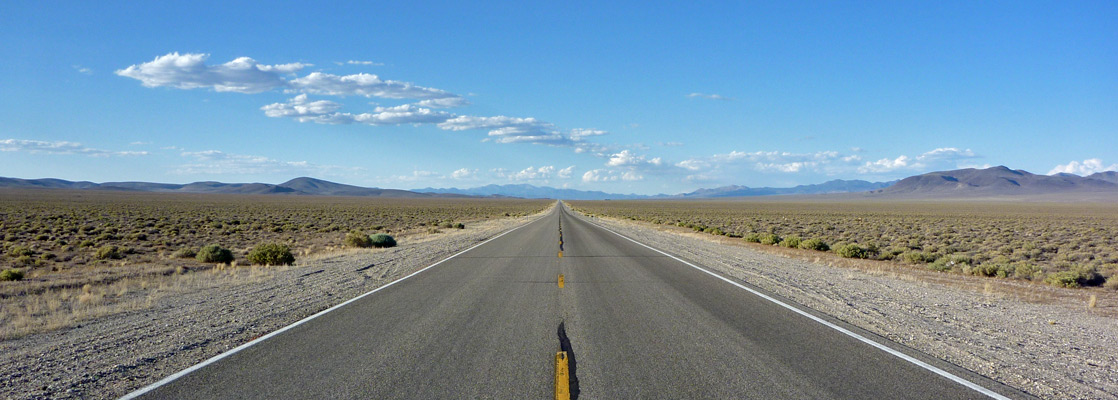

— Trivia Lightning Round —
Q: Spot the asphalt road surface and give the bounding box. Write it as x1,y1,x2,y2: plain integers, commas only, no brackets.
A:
128,203,1028,399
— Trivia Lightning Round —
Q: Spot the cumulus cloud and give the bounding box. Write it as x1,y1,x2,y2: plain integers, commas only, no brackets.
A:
176,150,362,176
606,150,663,168
858,155,912,173
261,95,452,125
677,150,841,173
451,168,476,179
582,169,643,182
0,139,147,157
1049,159,1118,176
495,166,557,181
857,148,978,173
289,72,462,102
686,92,733,101
116,52,308,93
558,166,576,179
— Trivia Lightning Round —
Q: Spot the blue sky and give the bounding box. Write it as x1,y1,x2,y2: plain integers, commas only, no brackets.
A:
2,1,1115,194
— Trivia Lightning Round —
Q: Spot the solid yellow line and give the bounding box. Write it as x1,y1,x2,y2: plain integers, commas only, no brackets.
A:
555,351,570,400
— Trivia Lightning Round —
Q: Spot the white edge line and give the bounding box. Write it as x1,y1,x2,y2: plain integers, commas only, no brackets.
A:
119,218,536,400
584,217,1012,400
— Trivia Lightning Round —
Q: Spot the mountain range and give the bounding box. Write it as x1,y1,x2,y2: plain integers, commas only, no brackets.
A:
2,166,1116,200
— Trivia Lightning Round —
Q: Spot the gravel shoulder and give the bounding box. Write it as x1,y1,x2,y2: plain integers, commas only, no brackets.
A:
0,209,549,399
579,211,1117,400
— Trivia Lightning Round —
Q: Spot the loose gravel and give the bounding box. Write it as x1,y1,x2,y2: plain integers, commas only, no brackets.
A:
0,212,546,399
580,212,1117,400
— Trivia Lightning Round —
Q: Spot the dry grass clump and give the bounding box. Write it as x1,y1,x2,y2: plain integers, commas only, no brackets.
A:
569,199,1118,289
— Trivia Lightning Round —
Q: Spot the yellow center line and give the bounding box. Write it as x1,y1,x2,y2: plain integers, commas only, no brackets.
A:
558,274,564,288
555,351,570,400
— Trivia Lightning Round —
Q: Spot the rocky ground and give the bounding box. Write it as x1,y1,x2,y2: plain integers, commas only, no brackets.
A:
0,211,546,399
579,211,1117,400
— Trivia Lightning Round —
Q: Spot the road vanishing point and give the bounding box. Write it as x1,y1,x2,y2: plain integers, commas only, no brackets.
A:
125,203,1030,399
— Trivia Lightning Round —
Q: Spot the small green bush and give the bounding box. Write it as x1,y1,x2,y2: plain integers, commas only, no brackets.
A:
759,233,782,246
901,251,936,264
836,244,867,259
1105,276,1118,290
345,231,372,248
0,268,24,281
779,235,802,248
799,238,830,251
1044,271,1082,288
369,233,397,248
7,245,33,258
173,248,197,259
196,244,234,264
95,245,123,260
246,243,295,266
743,233,763,243
454,223,465,229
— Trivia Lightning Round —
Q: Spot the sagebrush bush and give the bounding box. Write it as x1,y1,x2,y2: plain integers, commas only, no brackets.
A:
1105,276,1118,290
369,233,397,248
1044,271,1082,288
345,231,372,248
799,238,830,251
196,244,234,264
759,233,781,246
0,268,24,281
7,245,33,257
901,251,936,264
743,233,763,243
246,243,295,266
836,244,867,259
780,235,802,248
173,248,197,258
95,245,123,260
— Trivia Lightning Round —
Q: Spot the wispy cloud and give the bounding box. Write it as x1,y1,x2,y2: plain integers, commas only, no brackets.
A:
345,60,384,66
858,148,978,173
686,92,733,101
1048,158,1117,176
451,168,477,179
582,169,642,182
175,150,362,176
1,139,147,157
73,65,92,75
262,95,453,125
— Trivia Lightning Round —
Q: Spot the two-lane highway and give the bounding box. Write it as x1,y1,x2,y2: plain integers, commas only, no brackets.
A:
127,203,1026,399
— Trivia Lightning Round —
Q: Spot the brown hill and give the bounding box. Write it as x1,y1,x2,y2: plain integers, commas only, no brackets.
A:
875,166,1118,197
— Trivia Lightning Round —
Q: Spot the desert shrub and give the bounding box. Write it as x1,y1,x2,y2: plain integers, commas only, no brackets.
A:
246,243,295,266
799,238,830,251
0,268,24,281
901,251,936,264
1044,271,1083,288
780,235,802,248
172,248,197,258
78,240,95,248
759,233,782,246
1012,262,1042,280
1105,276,1118,290
454,223,465,229
836,243,867,259
7,245,33,257
95,245,123,260
743,233,763,243
369,233,397,248
705,227,725,236
344,231,372,248
196,244,234,264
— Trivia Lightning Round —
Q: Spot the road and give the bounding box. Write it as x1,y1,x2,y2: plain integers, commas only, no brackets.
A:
128,203,1026,399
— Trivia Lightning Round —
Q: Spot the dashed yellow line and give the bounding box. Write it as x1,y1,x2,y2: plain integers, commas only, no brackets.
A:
558,274,564,288
555,351,570,400
558,251,563,258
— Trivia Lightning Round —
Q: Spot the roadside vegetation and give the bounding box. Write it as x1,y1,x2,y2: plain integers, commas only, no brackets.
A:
0,189,549,338
568,200,1118,290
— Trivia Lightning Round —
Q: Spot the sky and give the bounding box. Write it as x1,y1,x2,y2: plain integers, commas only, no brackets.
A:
2,1,1116,195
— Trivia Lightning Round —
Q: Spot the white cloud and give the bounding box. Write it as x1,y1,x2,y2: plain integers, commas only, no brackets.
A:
606,150,663,168
391,170,440,182
289,72,461,101
116,52,308,93
504,166,556,181
677,150,841,173
916,147,976,161
346,60,384,66
687,92,733,101
261,95,453,125
582,169,643,182
558,165,576,179
451,168,476,179
415,97,470,108
0,139,148,157
176,150,362,176
73,65,92,75
1049,159,1118,176
858,155,911,173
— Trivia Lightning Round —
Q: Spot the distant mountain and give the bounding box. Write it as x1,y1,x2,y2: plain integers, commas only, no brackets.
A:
677,179,895,198
875,166,1118,197
1087,171,1118,184
0,176,452,198
415,184,651,200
